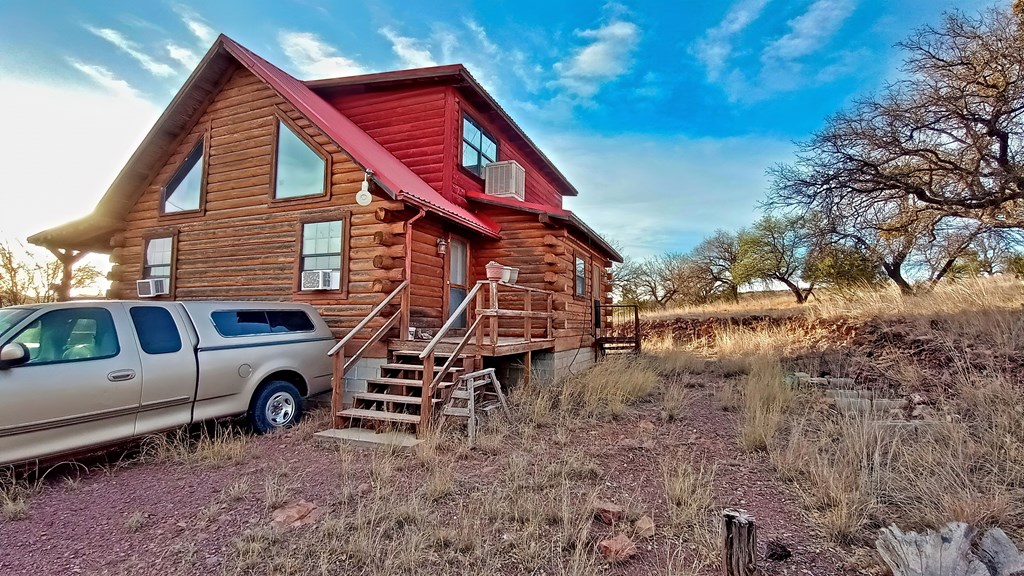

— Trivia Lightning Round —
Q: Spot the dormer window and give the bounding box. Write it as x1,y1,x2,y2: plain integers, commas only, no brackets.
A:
274,119,328,200
162,140,204,213
462,115,497,177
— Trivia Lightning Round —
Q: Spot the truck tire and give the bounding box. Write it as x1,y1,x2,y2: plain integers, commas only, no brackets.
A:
249,381,303,434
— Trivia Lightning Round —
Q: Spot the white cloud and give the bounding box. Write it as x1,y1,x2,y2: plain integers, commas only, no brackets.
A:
694,0,859,102
166,43,199,68
692,0,771,82
553,19,640,99
762,0,856,62
278,31,367,78
176,7,217,45
0,73,160,253
545,132,793,257
86,26,177,77
67,60,140,99
379,26,438,69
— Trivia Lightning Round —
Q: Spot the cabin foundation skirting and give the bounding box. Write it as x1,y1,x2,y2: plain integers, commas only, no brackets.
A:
342,357,387,404
527,347,597,382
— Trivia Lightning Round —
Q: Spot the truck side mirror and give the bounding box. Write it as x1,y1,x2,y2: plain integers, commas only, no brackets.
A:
0,343,29,370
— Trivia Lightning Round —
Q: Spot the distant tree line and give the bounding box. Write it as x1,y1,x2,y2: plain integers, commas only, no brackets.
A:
616,3,1024,308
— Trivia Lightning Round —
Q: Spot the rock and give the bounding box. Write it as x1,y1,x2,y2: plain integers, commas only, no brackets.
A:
766,540,792,561
270,500,321,529
598,533,637,562
593,499,625,524
638,420,656,432
356,482,373,496
634,515,656,539
910,405,933,419
909,392,929,405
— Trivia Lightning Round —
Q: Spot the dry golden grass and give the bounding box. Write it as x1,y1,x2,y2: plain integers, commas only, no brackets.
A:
738,356,794,453
144,424,252,468
664,459,719,565
512,354,659,423
642,291,803,320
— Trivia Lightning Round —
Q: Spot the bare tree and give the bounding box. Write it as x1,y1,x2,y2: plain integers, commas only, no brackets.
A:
690,230,742,302
769,7,1024,235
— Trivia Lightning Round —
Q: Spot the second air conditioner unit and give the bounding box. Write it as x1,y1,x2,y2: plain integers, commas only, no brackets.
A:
137,278,170,298
301,270,336,291
484,160,526,201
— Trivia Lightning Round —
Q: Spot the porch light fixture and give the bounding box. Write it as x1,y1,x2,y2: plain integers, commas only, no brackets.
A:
355,169,373,206
436,238,448,256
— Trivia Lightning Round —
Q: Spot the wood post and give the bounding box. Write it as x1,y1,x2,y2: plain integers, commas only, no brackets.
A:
722,509,757,576
475,288,485,349
489,281,499,347
330,350,345,428
633,305,641,353
419,352,435,436
546,293,553,339
47,248,86,302
524,294,532,343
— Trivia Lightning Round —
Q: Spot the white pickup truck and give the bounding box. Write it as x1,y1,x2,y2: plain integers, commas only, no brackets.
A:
0,300,335,465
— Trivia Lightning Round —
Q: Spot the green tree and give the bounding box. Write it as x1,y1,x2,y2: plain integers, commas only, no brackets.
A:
735,215,817,304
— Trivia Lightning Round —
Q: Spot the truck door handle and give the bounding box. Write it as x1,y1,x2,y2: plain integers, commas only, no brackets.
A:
108,369,136,382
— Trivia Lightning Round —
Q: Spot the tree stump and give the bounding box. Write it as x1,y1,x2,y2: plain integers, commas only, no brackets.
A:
877,523,1024,576
722,508,757,576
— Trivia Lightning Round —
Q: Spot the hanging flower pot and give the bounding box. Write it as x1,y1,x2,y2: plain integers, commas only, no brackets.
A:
485,261,505,281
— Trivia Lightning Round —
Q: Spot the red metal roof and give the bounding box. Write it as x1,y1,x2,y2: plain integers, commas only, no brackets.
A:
222,37,500,238
465,192,623,262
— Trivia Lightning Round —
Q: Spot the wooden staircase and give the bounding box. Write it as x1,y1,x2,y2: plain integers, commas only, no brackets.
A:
336,348,472,433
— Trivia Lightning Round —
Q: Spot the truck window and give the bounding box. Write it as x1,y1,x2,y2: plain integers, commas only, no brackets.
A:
10,308,119,365
211,310,314,337
129,306,183,354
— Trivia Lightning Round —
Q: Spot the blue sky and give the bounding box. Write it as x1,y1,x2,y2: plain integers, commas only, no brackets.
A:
0,0,995,260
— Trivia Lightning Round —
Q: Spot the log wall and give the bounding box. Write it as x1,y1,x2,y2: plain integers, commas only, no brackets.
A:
108,66,404,342
468,207,613,352
322,86,449,202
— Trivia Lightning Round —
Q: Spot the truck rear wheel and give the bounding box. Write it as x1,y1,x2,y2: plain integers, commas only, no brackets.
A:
250,381,303,434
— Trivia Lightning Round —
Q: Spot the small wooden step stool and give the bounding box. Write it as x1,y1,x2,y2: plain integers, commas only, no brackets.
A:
440,368,510,443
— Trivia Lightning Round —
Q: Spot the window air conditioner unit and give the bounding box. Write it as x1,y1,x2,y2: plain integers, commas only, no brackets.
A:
301,270,335,291
137,278,169,298
484,160,526,201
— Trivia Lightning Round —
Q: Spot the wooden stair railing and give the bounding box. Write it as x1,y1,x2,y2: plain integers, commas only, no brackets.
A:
418,281,485,427
327,280,409,426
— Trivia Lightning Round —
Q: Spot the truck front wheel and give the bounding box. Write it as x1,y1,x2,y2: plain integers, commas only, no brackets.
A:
249,381,304,434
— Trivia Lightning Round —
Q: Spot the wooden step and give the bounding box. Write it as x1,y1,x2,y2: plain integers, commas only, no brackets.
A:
352,392,426,405
338,408,420,424
381,363,466,373
450,390,471,400
391,350,469,360
442,407,471,418
366,377,425,387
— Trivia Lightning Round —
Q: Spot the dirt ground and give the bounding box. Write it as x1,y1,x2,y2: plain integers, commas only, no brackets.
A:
0,368,858,576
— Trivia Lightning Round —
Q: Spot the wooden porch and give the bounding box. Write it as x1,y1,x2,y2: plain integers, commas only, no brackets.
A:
325,279,556,435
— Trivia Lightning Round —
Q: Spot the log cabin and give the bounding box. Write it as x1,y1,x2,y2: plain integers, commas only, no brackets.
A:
28,34,628,436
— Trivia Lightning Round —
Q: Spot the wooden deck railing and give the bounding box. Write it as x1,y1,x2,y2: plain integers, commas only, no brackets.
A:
327,280,408,417
418,280,554,424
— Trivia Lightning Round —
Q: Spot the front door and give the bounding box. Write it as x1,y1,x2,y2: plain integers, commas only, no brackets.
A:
447,236,469,329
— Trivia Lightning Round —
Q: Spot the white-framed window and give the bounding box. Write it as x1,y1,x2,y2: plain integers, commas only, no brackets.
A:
275,120,328,200
144,237,173,279
162,141,204,213
301,220,343,288
575,255,586,297
461,114,497,177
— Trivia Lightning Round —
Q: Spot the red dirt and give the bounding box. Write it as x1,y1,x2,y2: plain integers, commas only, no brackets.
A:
0,386,857,576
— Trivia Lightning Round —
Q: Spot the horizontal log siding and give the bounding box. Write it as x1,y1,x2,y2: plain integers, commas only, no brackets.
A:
452,94,564,209
470,207,613,352
408,218,446,330
322,87,448,201
108,67,405,342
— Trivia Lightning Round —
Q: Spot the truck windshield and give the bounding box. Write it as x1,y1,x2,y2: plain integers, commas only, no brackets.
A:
0,308,33,341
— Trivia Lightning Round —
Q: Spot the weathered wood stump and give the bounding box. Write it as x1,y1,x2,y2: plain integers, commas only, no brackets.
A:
877,523,1024,576
722,508,757,576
